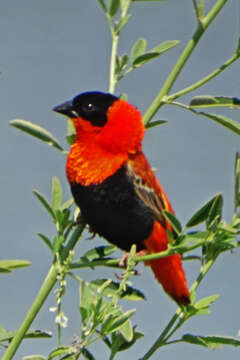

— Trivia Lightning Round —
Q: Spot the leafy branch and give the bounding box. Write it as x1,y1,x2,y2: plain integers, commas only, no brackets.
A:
3,0,240,359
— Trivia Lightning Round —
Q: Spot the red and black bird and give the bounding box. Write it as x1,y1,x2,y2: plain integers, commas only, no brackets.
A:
54,91,190,305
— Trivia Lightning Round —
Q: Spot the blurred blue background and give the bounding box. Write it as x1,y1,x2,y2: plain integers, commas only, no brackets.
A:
1,1,240,359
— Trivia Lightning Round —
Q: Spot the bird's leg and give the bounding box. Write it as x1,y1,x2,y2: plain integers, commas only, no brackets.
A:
72,213,85,227
117,249,149,279
72,213,96,239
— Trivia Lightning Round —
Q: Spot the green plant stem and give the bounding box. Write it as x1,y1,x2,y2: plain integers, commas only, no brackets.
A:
167,51,240,102
143,0,228,125
108,1,132,93
70,238,208,270
2,264,58,360
141,255,217,360
2,225,85,360
192,0,200,19
140,310,181,360
109,31,119,94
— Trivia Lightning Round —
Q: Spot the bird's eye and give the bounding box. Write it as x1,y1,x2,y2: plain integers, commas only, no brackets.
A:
82,103,96,112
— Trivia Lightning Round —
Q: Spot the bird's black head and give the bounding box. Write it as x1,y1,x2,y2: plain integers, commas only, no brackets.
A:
53,91,118,127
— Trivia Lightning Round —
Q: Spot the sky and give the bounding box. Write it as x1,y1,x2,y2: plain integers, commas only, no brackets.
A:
1,1,240,359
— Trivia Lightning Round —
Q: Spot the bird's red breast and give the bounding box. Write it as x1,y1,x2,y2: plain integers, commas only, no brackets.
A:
53,91,190,305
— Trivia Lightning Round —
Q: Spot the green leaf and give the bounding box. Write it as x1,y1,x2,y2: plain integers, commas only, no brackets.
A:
0,329,51,343
118,319,133,341
206,194,223,229
119,93,128,101
146,120,167,129
66,134,76,145
151,40,180,55
37,234,53,251
115,14,132,33
182,334,240,349
22,356,47,360
80,245,116,262
66,118,76,145
163,210,182,235
133,0,164,2
190,95,240,109
51,177,62,211
82,348,96,360
133,52,160,67
0,259,31,271
0,267,11,273
234,152,240,213
130,38,147,63
52,235,64,253
97,0,107,13
102,309,135,335
90,279,146,301
60,198,74,211
108,0,120,17
33,190,56,222
116,54,129,74
198,111,240,136
195,294,219,309
48,347,75,360
10,119,64,152
120,0,131,11
79,281,96,322
186,194,222,228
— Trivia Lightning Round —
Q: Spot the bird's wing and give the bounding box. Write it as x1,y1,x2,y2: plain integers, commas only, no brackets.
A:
127,152,174,226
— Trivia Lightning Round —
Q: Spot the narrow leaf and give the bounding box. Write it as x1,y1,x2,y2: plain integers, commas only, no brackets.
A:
182,334,240,348
22,356,46,360
0,329,51,342
60,198,74,211
163,210,182,234
108,0,120,17
195,294,219,309
186,194,222,228
48,347,74,360
82,348,96,360
51,177,62,211
0,259,31,270
37,233,53,251
133,52,160,67
146,120,167,129
234,152,240,213
199,111,240,136
190,95,240,109
79,281,95,322
102,309,135,334
90,279,146,301
52,235,64,253
151,40,180,55
206,194,223,229
120,93,128,101
80,245,116,262
33,190,56,222
10,119,64,152
130,38,147,63
115,14,131,33
97,0,107,13
117,328,144,351
0,267,11,273
133,0,164,2
118,319,133,341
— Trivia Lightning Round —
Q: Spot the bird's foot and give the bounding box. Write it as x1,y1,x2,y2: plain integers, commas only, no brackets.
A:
72,213,85,227
117,250,148,279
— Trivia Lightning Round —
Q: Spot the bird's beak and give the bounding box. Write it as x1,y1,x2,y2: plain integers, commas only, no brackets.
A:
53,100,78,118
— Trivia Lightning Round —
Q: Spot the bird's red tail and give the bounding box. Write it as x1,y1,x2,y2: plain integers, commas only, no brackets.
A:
144,221,190,305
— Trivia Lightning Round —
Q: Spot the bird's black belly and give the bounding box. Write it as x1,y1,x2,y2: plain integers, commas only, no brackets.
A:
71,165,155,251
